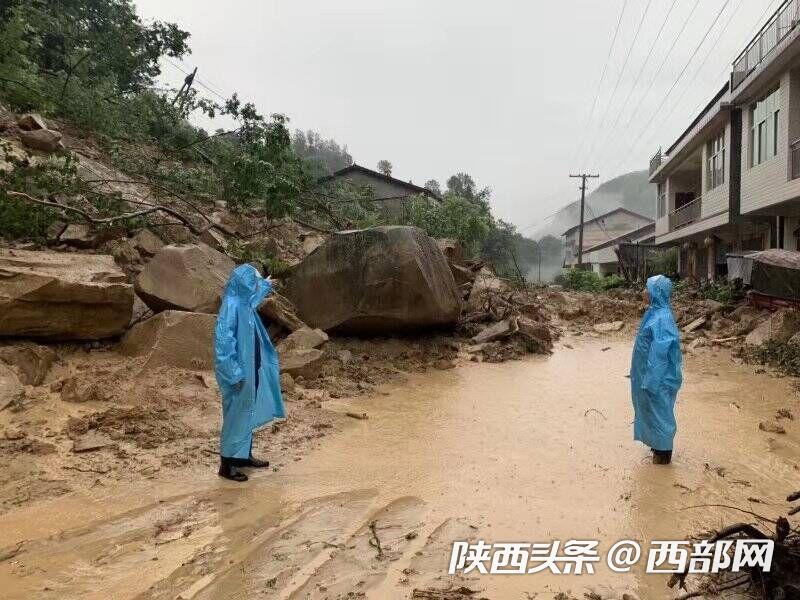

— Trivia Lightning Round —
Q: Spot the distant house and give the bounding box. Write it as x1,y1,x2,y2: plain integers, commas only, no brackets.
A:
562,208,653,267
317,164,440,219
583,222,656,276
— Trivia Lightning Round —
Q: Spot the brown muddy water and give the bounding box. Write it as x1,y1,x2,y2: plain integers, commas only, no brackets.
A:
1,337,798,600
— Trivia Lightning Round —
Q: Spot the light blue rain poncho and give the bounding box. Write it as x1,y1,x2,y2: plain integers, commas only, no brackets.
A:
214,264,285,459
630,275,683,452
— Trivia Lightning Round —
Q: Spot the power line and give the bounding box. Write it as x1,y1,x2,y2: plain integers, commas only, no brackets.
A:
571,0,629,167
603,0,777,180
588,0,680,168
607,0,731,179
163,58,229,102
582,0,654,169
588,0,703,183
647,0,746,147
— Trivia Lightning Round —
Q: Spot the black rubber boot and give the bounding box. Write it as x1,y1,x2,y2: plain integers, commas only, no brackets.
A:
247,455,269,468
652,449,672,465
218,457,248,482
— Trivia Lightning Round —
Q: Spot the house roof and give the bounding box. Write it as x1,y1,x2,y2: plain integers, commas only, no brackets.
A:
663,82,730,157
583,222,656,254
317,164,440,200
561,207,652,237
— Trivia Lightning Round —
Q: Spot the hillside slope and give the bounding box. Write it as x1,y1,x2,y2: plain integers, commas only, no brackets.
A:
536,170,655,239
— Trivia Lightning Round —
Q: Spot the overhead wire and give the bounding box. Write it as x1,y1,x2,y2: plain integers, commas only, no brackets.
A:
571,0,629,168
582,0,655,170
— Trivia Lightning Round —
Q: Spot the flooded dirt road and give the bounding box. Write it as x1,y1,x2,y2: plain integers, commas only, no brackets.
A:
1,336,798,599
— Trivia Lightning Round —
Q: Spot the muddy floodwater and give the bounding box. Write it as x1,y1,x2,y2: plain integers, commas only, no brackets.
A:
1,337,798,599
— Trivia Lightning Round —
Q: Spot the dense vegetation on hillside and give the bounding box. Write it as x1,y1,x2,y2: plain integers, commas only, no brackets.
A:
0,0,558,280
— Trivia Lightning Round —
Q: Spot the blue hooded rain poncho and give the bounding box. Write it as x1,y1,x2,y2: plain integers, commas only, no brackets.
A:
630,275,683,452
214,264,285,459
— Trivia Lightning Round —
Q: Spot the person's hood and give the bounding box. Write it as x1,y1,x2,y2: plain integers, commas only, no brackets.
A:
646,274,673,309
224,264,271,309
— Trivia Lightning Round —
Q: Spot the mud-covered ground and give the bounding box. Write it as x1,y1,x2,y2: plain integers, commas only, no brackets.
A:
1,290,799,600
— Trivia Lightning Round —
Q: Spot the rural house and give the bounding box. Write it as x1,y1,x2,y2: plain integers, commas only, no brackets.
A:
562,207,653,268
317,164,440,219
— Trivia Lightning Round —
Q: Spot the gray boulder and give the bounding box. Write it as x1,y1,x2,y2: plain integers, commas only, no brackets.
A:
284,226,461,334
135,244,234,313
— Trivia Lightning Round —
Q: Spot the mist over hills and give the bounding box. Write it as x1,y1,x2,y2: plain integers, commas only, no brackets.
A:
532,170,656,240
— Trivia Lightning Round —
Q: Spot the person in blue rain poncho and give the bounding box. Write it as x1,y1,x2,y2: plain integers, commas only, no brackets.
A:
214,264,285,482
630,275,683,465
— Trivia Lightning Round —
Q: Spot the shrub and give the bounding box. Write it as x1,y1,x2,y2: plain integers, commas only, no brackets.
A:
554,268,625,292
744,340,800,377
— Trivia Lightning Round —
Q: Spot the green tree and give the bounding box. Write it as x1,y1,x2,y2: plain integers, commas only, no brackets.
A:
377,159,392,176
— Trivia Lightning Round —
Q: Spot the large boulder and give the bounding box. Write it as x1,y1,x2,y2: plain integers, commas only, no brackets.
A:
19,128,63,152
119,310,215,371
135,244,234,313
284,226,461,334
745,309,800,346
0,249,133,340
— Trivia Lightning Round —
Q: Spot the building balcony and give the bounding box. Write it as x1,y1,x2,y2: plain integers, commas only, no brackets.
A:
669,196,702,231
649,148,663,176
731,0,799,91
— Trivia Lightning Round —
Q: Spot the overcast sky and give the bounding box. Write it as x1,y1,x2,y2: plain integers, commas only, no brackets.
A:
135,0,777,236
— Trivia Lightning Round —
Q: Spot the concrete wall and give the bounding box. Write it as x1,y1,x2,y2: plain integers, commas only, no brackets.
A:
740,69,800,215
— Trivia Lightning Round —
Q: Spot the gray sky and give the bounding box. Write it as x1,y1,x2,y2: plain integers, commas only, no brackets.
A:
135,0,777,236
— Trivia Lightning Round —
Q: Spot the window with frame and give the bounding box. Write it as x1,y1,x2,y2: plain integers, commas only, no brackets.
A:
657,182,666,217
750,86,781,167
706,131,725,190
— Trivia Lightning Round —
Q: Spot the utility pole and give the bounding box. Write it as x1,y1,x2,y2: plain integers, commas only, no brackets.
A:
569,173,599,267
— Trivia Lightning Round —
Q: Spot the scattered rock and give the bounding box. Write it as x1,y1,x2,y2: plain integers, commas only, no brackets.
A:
300,232,326,255
759,421,786,434
776,408,794,420
199,228,228,252
467,267,507,312
3,426,25,440
276,327,329,353
472,318,518,344
119,310,215,372
46,220,67,242
0,343,57,385
433,358,456,370
280,372,295,393
72,431,113,453
284,226,461,334
279,348,325,380
746,309,800,346
60,376,111,403
516,318,554,353
19,128,63,152
683,316,707,333
135,244,234,313
337,349,353,364
593,321,624,333
17,113,48,131
106,238,140,265
131,229,164,258
259,292,307,332
0,249,133,339
60,223,97,248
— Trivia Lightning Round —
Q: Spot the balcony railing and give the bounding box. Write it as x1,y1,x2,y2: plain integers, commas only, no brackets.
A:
792,138,800,179
649,148,663,176
669,196,702,231
732,0,798,91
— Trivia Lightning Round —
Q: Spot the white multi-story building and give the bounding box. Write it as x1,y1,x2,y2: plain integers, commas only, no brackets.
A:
650,0,800,280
